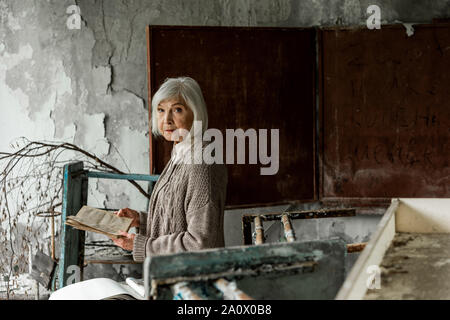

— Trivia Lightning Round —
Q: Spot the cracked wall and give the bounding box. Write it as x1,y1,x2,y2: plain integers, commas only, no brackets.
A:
1,0,450,292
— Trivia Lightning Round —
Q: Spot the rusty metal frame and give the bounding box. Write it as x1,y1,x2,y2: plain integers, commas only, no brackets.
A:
241,208,356,245
241,208,367,253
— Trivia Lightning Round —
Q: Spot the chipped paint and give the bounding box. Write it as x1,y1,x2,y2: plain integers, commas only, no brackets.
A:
74,113,110,158
116,126,149,174
92,65,111,95
59,123,77,142
0,45,56,151
0,43,33,70
103,125,149,211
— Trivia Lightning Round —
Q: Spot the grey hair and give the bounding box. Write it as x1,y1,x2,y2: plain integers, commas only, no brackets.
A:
151,77,208,136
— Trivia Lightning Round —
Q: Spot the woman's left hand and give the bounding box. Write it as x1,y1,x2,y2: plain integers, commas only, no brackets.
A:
110,231,135,251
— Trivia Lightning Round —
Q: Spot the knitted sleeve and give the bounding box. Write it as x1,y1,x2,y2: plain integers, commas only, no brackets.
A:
132,163,227,262
137,211,147,235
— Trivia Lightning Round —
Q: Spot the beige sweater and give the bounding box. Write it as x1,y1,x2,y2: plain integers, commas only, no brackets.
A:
132,144,228,262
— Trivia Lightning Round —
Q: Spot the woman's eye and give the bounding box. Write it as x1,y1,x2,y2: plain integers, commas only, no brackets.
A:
157,108,164,113
174,107,182,113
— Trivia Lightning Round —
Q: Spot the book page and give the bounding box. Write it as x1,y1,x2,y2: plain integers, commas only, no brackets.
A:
125,277,145,298
65,206,132,237
65,219,119,238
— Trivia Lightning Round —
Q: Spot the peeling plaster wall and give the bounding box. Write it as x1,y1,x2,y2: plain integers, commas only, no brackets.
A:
0,1,151,212
1,0,450,287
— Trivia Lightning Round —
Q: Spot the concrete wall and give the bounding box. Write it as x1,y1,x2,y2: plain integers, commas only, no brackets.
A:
1,0,449,287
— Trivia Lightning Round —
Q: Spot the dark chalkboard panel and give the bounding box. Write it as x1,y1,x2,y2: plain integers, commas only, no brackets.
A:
320,24,450,199
147,26,317,207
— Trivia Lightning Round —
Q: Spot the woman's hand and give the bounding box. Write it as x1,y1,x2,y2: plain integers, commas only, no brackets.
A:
115,207,140,228
110,231,135,251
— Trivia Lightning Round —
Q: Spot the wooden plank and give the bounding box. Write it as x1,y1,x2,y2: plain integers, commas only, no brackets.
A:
241,208,356,245
144,239,347,300
86,171,159,182
152,260,317,286
146,240,330,280
58,162,87,289
396,198,450,233
346,242,367,253
146,25,155,175
335,199,399,300
321,197,392,209
317,26,325,201
365,232,450,299
243,208,356,221
357,198,450,299
225,200,302,210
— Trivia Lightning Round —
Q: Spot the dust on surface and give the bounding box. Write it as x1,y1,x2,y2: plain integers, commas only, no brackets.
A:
364,232,450,300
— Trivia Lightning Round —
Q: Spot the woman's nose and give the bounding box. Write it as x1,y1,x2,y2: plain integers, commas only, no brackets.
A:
164,111,173,124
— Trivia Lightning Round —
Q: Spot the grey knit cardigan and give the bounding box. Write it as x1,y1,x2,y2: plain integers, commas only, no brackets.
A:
132,149,228,262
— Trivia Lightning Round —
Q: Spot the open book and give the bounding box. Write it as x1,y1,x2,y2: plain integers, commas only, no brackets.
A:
49,277,145,300
65,206,133,239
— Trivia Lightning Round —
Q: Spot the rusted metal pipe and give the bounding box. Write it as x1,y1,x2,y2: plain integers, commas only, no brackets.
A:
172,282,203,300
254,216,264,245
281,214,296,242
347,242,367,253
214,278,253,300
241,208,356,245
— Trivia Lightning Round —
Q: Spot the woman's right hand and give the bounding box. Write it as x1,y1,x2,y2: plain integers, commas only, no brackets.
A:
115,208,140,228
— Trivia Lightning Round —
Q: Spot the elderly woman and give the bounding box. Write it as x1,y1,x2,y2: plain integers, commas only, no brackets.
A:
110,77,228,262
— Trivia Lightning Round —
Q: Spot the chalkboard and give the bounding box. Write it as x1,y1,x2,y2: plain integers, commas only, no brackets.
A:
320,24,450,199
147,26,317,207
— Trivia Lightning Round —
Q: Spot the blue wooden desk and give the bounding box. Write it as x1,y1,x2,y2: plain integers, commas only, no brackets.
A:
55,161,159,290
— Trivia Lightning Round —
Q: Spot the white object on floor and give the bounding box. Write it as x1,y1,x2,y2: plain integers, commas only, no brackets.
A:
49,278,144,300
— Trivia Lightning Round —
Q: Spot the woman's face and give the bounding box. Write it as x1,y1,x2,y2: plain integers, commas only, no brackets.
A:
157,97,194,144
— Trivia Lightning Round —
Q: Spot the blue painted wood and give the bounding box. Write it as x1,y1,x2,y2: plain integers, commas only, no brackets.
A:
58,162,87,289
87,171,159,182
54,164,158,290
145,240,345,280
50,269,57,291
144,240,347,300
